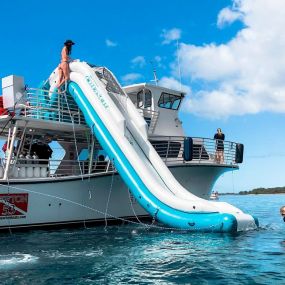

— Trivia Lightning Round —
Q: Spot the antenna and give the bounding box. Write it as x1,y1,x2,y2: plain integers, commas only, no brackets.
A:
176,39,182,91
150,60,159,86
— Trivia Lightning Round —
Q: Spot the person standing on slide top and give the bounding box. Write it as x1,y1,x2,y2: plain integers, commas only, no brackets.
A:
57,40,75,89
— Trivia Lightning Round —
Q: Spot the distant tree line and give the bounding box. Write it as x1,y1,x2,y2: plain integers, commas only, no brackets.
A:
239,187,285,195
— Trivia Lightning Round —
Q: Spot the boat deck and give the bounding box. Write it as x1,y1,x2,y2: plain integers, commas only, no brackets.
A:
0,87,241,182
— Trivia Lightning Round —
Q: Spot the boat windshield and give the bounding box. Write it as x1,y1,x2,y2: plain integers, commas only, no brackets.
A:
158,92,181,110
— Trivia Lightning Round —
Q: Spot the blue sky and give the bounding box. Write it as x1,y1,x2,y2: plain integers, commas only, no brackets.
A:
0,0,284,192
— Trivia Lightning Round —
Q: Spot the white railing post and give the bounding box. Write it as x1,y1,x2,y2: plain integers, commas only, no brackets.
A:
58,92,61,122
165,138,170,163
3,124,17,180
88,136,95,174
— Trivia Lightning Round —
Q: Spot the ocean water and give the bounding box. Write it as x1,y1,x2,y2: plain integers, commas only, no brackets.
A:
0,194,285,285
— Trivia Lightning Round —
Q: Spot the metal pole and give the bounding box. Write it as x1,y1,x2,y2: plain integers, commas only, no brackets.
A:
58,92,61,122
3,124,18,180
88,135,95,174
176,39,182,91
11,122,28,174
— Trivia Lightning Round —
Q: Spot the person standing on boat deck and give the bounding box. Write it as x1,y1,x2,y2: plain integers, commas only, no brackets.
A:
214,128,225,163
2,141,7,153
57,40,75,89
280,206,285,222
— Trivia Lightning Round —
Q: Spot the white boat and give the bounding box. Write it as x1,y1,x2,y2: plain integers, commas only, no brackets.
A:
210,191,219,200
0,61,258,232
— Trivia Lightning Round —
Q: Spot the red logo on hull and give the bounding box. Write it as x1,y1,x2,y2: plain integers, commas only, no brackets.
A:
0,193,28,219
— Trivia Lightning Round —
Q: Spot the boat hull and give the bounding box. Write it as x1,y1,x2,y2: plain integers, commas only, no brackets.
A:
0,164,233,231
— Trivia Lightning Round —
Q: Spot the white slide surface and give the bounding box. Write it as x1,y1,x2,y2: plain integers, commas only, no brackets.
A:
47,61,257,232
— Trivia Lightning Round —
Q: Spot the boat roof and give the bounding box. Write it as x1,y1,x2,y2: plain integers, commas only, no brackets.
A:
123,83,186,97
0,115,90,141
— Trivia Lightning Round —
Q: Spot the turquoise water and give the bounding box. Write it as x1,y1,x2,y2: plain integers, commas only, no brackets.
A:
0,194,285,284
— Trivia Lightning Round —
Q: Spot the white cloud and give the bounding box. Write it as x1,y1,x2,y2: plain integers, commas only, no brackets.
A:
161,28,182,45
169,0,285,118
121,73,143,85
159,77,191,95
217,5,243,28
131,56,146,68
105,39,117,47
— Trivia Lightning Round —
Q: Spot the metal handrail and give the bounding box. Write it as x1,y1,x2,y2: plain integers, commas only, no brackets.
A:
137,108,159,134
14,88,86,125
0,135,239,180
15,87,161,133
0,157,115,179
150,136,239,166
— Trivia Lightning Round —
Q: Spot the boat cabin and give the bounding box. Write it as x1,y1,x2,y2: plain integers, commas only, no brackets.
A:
123,83,185,137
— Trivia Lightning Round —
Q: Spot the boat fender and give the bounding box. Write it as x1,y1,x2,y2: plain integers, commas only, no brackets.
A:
13,167,19,178
40,166,47,177
26,154,33,178
235,143,244,163
19,165,26,178
183,137,193,161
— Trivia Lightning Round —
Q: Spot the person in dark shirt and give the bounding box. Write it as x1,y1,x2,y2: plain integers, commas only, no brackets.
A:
31,138,53,164
280,206,285,222
214,128,225,163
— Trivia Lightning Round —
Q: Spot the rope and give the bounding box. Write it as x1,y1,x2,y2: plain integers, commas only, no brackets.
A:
0,182,191,232
231,166,236,194
127,187,149,228
0,92,27,235
62,86,89,229
2,126,16,235
231,144,236,194
62,89,84,178
6,164,12,235
104,166,115,230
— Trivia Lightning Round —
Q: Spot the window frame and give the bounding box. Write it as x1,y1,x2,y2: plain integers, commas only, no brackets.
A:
144,89,152,108
158,92,182,110
137,90,144,108
137,89,152,108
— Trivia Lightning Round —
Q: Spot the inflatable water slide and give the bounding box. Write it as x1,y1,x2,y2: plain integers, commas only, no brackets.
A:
47,61,258,233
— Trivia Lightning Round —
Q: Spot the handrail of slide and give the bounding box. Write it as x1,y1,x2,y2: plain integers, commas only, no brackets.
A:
47,61,257,232
92,67,207,202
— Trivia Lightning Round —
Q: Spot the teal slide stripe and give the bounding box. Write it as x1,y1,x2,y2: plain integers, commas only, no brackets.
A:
68,82,238,232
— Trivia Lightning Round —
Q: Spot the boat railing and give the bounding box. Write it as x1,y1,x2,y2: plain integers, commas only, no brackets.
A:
14,88,160,134
16,88,86,125
49,158,115,177
0,157,115,180
150,136,240,166
0,135,239,180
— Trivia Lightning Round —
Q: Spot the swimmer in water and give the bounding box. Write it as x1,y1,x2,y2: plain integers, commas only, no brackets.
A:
280,206,285,222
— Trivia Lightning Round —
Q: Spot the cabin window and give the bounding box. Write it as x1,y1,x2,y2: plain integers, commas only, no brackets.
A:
144,89,152,108
137,89,152,108
137,91,143,108
158,92,181,110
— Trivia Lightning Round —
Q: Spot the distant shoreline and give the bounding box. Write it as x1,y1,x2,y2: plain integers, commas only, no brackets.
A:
220,187,285,195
